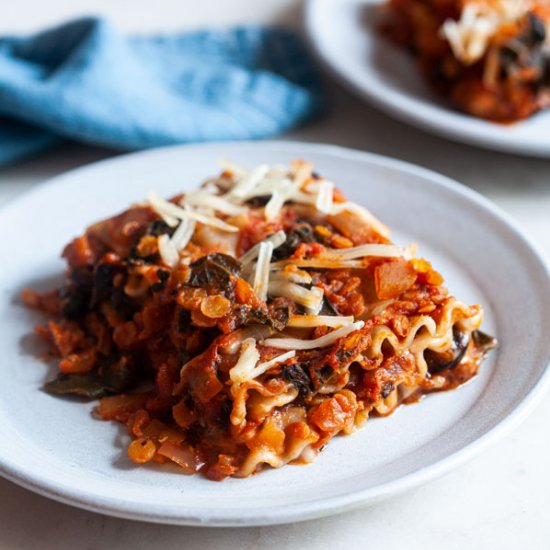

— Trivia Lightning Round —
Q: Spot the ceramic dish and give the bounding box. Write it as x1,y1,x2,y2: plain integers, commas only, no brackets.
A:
305,0,550,157
1,141,549,526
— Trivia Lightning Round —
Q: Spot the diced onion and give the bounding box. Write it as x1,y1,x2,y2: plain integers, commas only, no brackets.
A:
330,202,391,238
363,299,396,318
264,321,365,350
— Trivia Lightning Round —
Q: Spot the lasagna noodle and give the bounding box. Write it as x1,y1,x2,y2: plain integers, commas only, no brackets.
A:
225,298,482,475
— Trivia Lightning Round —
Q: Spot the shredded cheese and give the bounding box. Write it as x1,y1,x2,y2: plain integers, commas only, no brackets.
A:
240,230,287,265
219,162,339,223
158,234,179,267
270,258,366,270
325,243,406,260
287,315,354,328
148,191,190,220
264,188,287,221
182,191,247,216
171,216,196,251
229,164,270,199
292,161,313,186
253,241,274,301
304,286,324,315
146,192,179,227
440,0,531,64
315,180,335,214
148,192,239,233
264,321,365,350
186,209,240,232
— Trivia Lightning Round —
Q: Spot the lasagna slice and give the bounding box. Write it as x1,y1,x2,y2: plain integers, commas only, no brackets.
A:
382,0,550,121
24,161,496,480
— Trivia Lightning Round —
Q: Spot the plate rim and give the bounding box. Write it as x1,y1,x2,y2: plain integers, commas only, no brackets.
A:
1,140,550,526
304,0,550,158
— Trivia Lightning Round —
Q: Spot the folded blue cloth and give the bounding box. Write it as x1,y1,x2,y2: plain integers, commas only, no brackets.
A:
0,18,323,166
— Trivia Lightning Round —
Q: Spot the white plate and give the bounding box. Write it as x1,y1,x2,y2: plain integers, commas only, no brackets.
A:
306,0,550,157
1,141,550,527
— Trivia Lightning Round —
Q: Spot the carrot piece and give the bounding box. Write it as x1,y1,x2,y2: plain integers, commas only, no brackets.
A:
310,392,357,434
374,259,417,299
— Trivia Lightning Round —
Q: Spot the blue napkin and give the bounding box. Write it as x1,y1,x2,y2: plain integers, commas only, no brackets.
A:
0,17,323,166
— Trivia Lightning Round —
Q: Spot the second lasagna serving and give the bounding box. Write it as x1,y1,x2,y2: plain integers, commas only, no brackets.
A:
24,161,496,480
381,0,550,122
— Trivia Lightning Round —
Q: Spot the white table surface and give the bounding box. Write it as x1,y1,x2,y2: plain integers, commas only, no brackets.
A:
2,2,550,549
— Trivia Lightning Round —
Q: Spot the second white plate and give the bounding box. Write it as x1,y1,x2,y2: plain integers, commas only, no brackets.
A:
306,0,550,157
0,141,550,526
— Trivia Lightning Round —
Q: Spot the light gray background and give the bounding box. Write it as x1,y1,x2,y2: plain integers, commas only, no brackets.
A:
1,1,549,549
